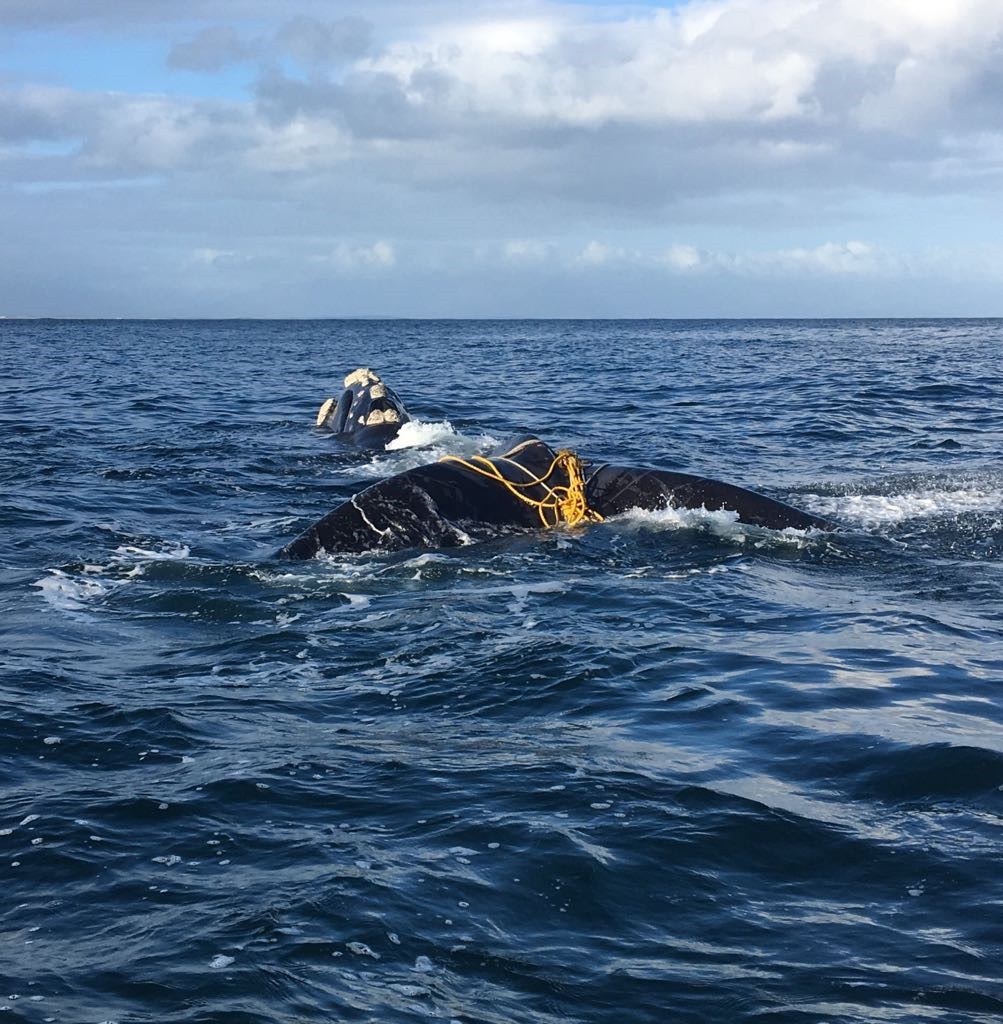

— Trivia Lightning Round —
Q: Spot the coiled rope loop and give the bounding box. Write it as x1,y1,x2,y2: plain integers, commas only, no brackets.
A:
440,445,604,528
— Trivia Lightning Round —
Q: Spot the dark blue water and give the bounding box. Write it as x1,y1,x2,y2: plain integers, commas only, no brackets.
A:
2,319,1003,1024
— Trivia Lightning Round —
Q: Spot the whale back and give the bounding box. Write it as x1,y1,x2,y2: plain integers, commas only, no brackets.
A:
278,437,564,558
585,464,837,532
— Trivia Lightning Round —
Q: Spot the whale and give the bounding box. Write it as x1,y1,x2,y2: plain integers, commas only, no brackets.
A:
315,368,410,448
277,435,836,559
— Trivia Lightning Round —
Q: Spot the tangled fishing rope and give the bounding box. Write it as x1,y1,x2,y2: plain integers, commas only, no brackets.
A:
440,446,605,528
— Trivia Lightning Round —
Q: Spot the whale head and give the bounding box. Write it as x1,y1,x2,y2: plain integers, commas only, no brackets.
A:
316,368,410,447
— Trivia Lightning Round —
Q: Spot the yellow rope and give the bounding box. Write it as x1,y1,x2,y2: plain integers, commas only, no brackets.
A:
440,447,604,528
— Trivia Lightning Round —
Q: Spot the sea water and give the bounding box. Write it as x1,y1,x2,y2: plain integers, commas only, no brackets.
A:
2,319,1002,1023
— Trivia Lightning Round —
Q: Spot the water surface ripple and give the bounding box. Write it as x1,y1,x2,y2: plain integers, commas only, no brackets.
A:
2,319,1002,1024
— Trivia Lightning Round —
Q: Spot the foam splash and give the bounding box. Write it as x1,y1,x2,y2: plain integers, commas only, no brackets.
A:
507,580,567,615
33,569,116,612
384,419,475,451
354,419,499,478
35,540,192,614
803,485,1003,526
614,504,819,547
113,542,191,561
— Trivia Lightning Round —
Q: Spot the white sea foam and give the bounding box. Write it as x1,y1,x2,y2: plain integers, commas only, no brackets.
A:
218,515,301,534
802,486,1003,526
346,942,380,959
354,419,499,478
614,505,819,547
384,419,470,451
507,581,567,613
33,570,115,612
35,538,194,615
113,542,190,561
389,983,430,998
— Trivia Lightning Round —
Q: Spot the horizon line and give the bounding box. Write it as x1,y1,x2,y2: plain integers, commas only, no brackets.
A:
3,314,1002,322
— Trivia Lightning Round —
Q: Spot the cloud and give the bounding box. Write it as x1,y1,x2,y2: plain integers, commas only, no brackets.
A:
710,239,888,276
576,240,628,266
168,26,254,73
189,247,252,267
3,1,1003,315
349,1,1003,136
662,244,702,271
6,0,1003,207
481,236,998,284
0,84,351,176
501,239,553,263
328,240,397,270
275,16,373,66
0,1,404,29
167,17,373,73
230,0,1003,213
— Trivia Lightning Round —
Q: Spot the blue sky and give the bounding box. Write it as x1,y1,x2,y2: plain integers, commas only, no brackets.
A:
2,0,1002,317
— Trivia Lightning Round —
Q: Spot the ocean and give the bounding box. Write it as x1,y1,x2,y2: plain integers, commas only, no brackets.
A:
2,318,1002,1023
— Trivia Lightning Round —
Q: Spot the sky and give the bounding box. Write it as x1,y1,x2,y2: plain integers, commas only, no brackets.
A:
2,0,1002,317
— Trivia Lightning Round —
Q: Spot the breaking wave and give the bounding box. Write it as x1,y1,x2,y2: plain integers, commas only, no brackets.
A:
803,478,1003,526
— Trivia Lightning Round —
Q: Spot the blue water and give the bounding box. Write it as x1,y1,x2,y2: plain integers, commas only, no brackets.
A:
2,319,1002,1024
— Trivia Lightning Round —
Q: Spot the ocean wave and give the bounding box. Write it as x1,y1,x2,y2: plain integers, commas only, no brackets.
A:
32,569,117,613
34,540,192,614
803,483,1003,526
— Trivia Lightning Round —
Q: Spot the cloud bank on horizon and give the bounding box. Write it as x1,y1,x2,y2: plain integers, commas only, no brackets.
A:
1,0,1002,316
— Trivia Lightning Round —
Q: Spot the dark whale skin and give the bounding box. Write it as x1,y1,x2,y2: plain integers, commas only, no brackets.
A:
277,437,836,558
585,464,836,532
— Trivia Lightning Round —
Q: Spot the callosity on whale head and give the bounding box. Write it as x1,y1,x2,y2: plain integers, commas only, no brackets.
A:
315,368,410,448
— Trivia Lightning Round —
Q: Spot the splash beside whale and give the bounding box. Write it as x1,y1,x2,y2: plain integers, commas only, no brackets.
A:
278,435,836,559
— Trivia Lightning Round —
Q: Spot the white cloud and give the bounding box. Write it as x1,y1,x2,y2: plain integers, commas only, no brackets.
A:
501,238,553,263
5,0,1003,202
662,244,702,271
482,236,1003,284
329,240,397,269
355,0,1003,134
190,247,246,266
575,240,628,266
4,1,1003,314
709,239,888,276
